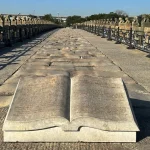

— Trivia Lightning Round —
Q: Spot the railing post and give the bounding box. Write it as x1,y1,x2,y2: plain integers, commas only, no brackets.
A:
0,15,4,47
92,25,94,33
127,27,135,49
91,23,92,32
3,15,12,47
107,26,112,41
115,27,121,44
101,26,105,38
97,25,100,36
95,24,96,34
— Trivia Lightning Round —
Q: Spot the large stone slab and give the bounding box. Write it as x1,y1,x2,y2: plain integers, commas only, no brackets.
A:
70,76,139,132
3,75,70,131
3,75,139,142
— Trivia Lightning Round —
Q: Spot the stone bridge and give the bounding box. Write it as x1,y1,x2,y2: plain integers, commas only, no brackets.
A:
0,21,150,149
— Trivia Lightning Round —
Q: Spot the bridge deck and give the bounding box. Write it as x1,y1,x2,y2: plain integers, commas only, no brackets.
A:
0,28,150,149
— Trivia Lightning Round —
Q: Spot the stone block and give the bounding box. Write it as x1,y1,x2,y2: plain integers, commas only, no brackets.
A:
4,127,136,142
0,96,12,108
3,75,139,142
93,65,121,72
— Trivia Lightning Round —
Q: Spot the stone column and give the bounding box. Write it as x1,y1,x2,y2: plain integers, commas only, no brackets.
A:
33,18,37,36
3,15,11,46
132,17,143,48
101,19,106,38
10,16,17,43
106,19,112,41
142,17,150,50
118,18,125,43
124,17,134,49
0,15,4,47
16,16,23,42
21,17,27,39
26,17,32,39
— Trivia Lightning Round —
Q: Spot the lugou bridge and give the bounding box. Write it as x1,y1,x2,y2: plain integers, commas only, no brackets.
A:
0,15,150,150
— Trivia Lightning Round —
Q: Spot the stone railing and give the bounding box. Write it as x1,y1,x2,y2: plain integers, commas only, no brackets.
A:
0,15,60,48
75,17,150,53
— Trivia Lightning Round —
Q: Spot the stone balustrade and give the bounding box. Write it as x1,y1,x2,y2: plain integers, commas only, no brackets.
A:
75,16,150,53
0,15,60,48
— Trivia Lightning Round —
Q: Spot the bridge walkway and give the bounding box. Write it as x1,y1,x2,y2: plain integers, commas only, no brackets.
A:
0,28,149,149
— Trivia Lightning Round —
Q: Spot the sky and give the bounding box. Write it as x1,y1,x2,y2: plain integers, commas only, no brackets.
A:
0,0,150,17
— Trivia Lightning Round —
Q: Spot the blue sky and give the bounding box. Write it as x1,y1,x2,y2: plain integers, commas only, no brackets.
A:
0,0,150,17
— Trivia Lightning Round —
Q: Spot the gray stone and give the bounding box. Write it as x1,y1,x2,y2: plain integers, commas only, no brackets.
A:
75,66,94,71
73,62,92,67
80,30,150,93
70,70,124,78
93,65,121,72
21,64,48,70
49,66,75,71
16,69,70,77
0,27,150,148
4,128,136,143
0,83,17,96
51,62,73,67
3,76,70,131
0,96,12,108
3,75,139,142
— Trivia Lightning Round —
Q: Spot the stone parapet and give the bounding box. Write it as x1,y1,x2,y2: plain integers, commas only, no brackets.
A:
0,15,60,47
76,16,150,52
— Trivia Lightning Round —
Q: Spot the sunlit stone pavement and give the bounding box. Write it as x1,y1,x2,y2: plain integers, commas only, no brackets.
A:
0,28,150,149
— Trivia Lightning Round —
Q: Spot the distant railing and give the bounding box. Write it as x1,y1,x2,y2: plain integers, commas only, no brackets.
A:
0,15,60,48
74,17,150,53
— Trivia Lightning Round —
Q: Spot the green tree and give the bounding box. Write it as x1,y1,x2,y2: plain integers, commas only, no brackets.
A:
42,14,62,25
66,15,86,26
42,14,54,22
66,10,129,26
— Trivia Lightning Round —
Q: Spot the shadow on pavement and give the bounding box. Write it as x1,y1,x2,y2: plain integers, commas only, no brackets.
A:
131,98,150,142
0,29,59,71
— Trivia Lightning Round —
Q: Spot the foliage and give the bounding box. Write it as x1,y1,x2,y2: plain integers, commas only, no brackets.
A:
66,10,128,26
85,12,128,21
66,16,86,26
42,14,62,25
42,14,54,22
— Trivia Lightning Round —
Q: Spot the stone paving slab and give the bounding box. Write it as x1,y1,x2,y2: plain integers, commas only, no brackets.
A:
0,30,58,85
79,30,150,93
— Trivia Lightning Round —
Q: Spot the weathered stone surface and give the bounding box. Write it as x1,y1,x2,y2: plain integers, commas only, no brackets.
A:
80,30,150,92
49,66,75,71
93,65,121,72
0,30,56,86
3,76,70,131
3,75,139,142
0,27,150,148
0,96,12,108
16,69,70,77
70,70,124,78
75,66,94,71
51,62,74,67
70,75,139,131
0,83,17,96
21,64,48,70
4,127,136,143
